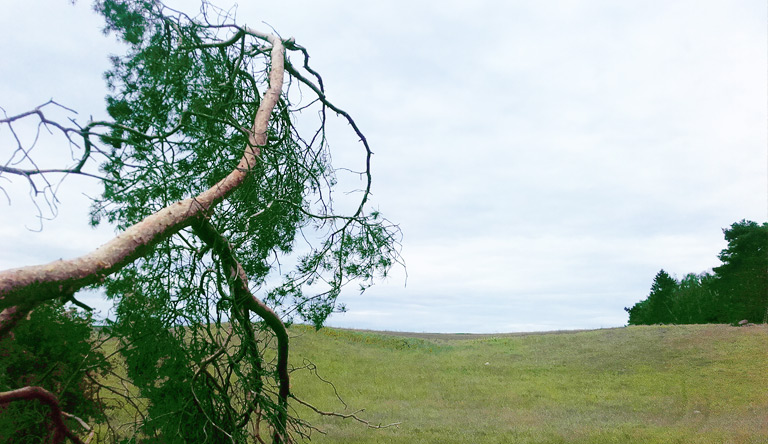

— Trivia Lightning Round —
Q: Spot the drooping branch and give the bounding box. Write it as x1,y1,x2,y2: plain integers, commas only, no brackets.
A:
190,216,290,443
0,30,286,337
0,386,87,444
282,53,373,218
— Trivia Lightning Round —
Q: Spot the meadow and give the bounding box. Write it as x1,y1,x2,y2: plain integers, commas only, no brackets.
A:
94,324,767,443
287,324,768,444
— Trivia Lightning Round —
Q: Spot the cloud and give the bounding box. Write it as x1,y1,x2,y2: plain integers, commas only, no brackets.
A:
1,0,765,333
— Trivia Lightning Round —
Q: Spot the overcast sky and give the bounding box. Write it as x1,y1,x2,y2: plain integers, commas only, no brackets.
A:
1,0,766,333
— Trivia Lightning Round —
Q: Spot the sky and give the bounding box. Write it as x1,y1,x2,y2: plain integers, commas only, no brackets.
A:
0,0,766,333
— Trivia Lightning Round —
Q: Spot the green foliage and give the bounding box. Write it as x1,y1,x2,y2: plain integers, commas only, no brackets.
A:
713,220,768,322
109,291,241,442
0,301,110,442
94,0,268,226
97,0,152,45
76,0,402,442
625,270,677,325
671,273,720,324
648,269,678,324
624,296,650,325
626,220,768,325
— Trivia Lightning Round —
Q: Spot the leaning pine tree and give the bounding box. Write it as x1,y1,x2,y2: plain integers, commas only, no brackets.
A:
0,0,401,442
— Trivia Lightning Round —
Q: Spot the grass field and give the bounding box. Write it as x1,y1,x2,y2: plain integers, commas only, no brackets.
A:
286,324,768,444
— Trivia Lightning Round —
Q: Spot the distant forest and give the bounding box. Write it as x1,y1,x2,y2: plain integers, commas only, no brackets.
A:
626,220,768,325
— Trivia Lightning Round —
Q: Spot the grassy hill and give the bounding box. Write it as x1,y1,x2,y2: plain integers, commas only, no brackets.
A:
287,324,768,444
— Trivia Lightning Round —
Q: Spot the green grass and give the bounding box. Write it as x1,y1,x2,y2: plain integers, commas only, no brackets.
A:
92,324,768,442
287,324,768,444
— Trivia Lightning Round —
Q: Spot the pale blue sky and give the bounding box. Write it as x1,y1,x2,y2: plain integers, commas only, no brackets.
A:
1,0,766,332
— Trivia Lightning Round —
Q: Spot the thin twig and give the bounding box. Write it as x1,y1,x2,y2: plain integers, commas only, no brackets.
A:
290,395,401,429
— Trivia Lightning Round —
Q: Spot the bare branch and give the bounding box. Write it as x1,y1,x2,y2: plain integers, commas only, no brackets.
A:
291,395,401,430
61,412,95,444
0,165,109,181
282,56,373,218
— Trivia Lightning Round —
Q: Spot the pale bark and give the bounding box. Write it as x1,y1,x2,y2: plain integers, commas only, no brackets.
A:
0,31,285,336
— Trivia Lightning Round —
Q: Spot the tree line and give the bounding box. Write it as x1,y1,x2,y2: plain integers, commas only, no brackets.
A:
625,220,768,325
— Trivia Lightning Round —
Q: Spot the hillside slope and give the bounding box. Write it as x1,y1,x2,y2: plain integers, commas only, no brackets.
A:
289,324,768,444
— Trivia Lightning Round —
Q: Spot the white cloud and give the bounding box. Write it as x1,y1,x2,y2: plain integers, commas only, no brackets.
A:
1,0,765,333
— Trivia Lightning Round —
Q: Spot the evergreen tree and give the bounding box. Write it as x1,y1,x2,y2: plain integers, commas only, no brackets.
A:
672,273,720,324
624,298,651,325
626,220,767,326
626,270,678,325
0,0,401,441
712,220,768,323
649,269,678,324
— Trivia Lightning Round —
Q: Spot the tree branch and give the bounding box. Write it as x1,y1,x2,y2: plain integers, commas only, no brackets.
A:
282,57,372,219
291,395,401,430
190,216,290,443
0,30,286,337
0,386,87,444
